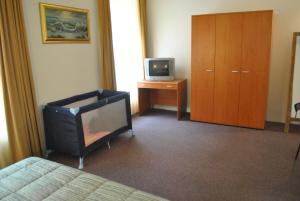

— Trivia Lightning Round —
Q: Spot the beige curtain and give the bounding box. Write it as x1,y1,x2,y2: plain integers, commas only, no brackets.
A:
137,0,147,60
98,0,116,90
0,0,43,168
135,0,147,113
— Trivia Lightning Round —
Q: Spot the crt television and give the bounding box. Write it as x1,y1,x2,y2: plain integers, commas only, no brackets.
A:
144,58,175,81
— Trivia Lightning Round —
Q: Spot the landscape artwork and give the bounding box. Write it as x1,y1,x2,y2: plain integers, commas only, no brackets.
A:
40,3,90,43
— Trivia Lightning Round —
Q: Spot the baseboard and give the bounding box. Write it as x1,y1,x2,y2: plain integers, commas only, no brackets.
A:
135,108,299,133
152,105,177,111
153,105,191,112
265,121,285,132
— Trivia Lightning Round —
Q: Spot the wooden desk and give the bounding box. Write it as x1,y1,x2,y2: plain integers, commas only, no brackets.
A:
138,79,187,120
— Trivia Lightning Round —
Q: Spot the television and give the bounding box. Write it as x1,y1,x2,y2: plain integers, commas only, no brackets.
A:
144,58,175,81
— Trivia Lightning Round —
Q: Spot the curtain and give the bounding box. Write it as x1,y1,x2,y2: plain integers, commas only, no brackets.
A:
137,0,147,60
98,0,116,90
0,0,43,168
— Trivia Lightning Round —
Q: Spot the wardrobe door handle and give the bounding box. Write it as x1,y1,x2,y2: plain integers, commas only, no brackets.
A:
231,70,239,73
205,69,214,72
242,70,250,73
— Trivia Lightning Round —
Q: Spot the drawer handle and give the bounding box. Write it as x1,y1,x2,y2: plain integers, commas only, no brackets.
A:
205,69,214,72
242,70,250,73
166,85,173,88
231,70,239,73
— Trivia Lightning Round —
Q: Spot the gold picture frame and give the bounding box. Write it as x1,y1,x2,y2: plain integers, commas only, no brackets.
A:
39,3,90,43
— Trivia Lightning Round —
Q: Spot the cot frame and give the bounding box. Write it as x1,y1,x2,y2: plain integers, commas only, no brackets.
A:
43,90,133,169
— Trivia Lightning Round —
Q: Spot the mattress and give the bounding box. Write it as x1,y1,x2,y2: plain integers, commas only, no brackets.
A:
0,157,168,201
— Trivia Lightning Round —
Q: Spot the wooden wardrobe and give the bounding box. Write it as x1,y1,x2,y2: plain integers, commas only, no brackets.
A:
190,10,273,129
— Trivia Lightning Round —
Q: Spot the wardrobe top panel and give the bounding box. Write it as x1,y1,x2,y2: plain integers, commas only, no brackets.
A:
192,10,273,17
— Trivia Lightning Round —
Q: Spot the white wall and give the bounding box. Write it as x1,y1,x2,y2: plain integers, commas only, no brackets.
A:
23,0,100,105
22,0,100,141
147,0,300,122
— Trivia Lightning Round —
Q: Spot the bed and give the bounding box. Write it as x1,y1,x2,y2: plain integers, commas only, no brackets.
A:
0,157,168,201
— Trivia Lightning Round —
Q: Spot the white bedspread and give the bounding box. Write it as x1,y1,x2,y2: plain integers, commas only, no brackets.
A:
0,157,168,201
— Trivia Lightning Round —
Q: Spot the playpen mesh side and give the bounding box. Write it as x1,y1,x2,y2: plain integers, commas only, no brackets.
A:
64,96,98,108
80,99,128,147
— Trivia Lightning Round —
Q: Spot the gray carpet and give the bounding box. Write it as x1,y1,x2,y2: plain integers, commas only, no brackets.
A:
49,110,300,201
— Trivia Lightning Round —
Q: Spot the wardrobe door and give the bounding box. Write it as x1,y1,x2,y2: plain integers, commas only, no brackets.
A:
191,15,216,122
214,13,243,125
238,11,273,129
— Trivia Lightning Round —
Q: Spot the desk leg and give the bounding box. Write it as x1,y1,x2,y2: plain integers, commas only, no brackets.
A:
138,88,151,115
177,81,187,120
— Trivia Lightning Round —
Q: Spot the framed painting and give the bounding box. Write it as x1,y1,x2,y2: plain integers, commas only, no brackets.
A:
39,3,90,43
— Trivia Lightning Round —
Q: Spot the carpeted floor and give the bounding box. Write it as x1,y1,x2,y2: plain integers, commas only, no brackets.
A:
49,110,300,201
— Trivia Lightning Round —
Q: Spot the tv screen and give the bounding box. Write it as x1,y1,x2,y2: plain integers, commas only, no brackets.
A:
149,60,170,76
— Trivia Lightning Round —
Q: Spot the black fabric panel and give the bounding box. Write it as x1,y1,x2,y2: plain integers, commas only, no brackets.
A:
98,90,124,99
75,115,86,157
43,106,81,156
47,90,99,107
124,93,133,129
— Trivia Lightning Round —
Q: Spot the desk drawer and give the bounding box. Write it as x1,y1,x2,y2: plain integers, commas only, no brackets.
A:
138,82,162,89
138,82,178,90
160,83,178,90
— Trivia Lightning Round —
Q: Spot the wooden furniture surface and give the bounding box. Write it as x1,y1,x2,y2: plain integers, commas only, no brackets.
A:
138,79,187,120
214,13,243,125
238,11,272,128
191,15,216,122
191,10,273,129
